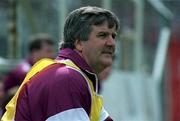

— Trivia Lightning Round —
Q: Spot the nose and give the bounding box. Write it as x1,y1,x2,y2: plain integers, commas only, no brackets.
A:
105,35,116,47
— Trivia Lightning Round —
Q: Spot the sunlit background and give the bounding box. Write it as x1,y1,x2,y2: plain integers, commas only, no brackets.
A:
0,0,180,121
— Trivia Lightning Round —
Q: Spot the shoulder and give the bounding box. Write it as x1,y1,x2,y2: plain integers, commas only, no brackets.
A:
3,60,31,88
12,60,31,77
53,65,89,93
24,63,91,117
27,63,89,93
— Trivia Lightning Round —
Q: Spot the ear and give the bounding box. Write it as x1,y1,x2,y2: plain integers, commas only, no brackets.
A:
75,39,83,52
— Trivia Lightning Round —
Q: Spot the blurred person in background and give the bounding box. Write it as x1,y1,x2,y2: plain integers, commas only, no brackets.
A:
3,33,55,93
0,74,5,117
99,66,112,81
98,66,112,93
2,6,119,121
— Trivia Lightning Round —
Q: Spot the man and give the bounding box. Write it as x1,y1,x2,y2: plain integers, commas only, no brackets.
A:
3,33,55,92
2,6,119,121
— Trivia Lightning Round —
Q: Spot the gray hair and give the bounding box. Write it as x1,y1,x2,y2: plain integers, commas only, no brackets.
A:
60,6,120,49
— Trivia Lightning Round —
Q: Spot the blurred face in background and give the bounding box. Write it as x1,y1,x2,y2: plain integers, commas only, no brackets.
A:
39,43,55,59
32,43,55,62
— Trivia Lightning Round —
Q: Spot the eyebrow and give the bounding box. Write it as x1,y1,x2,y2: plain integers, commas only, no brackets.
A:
97,31,117,36
97,31,117,34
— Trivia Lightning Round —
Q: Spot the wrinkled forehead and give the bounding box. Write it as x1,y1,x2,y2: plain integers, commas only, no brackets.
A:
89,15,119,30
91,21,117,32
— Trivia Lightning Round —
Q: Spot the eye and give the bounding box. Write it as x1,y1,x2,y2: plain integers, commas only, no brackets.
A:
97,32,108,39
112,33,117,39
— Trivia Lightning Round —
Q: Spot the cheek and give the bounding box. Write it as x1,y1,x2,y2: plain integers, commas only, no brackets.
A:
84,42,103,57
41,50,51,57
91,47,101,56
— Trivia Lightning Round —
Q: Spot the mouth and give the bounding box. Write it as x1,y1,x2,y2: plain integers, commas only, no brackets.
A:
101,51,113,56
101,47,115,57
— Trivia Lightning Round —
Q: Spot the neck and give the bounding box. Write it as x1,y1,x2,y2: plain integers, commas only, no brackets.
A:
74,49,99,74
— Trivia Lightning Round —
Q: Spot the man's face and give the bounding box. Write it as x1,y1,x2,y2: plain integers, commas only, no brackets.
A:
81,22,117,74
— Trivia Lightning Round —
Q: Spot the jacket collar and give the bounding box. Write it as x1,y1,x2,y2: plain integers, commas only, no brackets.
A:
56,48,93,72
56,48,98,92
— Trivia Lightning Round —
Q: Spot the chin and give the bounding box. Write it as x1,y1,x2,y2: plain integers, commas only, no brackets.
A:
101,54,113,64
101,59,113,67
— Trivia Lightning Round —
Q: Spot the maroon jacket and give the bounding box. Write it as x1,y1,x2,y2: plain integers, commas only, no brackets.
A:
15,48,112,121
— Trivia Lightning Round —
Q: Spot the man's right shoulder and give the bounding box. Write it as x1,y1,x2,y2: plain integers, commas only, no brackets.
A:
27,63,87,90
52,63,89,91
39,63,89,95
16,63,91,121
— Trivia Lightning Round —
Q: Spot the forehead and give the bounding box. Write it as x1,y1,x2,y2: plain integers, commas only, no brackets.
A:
91,22,117,33
41,42,54,49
